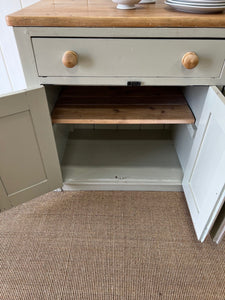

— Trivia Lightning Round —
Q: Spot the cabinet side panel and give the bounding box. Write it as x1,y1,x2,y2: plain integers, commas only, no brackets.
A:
174,87,208,171
173,124,194,171
13,27,40,89
183,86,208,127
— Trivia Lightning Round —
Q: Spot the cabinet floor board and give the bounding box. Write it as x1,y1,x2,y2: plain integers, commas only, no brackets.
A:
61,131,183,191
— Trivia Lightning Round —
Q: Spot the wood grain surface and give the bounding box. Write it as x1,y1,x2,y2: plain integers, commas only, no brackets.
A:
6,0,225,28
51,86,195,124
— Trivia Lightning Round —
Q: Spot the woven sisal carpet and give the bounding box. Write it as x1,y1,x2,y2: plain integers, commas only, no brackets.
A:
0,191,224,300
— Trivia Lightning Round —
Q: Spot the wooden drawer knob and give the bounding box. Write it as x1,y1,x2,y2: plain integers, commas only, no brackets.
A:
182,52,199,69
62,50,78,68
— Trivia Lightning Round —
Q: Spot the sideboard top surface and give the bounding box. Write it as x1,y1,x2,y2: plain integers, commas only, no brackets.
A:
6,0,225,28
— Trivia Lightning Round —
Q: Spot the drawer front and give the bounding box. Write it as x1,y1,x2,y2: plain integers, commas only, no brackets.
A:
32,38,225,79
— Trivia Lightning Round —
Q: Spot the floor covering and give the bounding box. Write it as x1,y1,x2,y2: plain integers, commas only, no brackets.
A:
0,191,224,299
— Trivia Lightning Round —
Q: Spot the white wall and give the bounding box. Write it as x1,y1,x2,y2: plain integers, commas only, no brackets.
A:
0,0,39,95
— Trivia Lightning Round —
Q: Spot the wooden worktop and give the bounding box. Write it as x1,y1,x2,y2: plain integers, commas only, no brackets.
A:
6,0,225,27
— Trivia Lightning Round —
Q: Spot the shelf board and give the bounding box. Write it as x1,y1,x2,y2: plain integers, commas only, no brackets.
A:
52,86,195,125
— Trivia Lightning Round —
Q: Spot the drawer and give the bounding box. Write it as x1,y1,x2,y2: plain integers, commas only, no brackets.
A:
32,38,225,79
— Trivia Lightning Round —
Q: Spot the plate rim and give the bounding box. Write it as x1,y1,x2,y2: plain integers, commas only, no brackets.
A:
166,0,225,6
165,0,225,12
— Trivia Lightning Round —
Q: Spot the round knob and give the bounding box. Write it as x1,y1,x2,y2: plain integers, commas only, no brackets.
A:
62,50,78,68
182,52,199,69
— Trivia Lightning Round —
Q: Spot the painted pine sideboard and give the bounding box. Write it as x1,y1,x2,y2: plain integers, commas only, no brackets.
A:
1,0,225,242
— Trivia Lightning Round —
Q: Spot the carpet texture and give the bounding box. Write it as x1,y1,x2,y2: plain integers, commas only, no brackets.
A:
0,191,224,300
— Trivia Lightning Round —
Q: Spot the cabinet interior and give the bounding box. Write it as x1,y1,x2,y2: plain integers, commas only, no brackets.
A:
47,85,208,191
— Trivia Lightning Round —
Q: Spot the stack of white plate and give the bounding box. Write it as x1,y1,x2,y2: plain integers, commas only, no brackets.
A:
165,0,225,13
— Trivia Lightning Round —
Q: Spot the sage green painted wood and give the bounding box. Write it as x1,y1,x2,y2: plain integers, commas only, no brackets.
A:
211,202,225,244
0,87,62,211
32,38,225,80
53,124,71,163
183,86,225,242
14,27,225,39
39,76,225,86
13,27,225,87
0,110,47,195
174,86,208,171
10,25,225,242
45,85,62,113
61,129,182,191
13,27,41,89
39,76,225,87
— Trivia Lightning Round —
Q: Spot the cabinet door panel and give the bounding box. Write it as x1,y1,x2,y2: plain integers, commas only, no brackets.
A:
0,87,62,211
0,111,46,195
189,116,225,212
183,86,225,242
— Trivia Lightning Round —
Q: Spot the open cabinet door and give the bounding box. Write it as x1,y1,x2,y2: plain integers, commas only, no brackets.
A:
183,86,225,242
0,87,62,211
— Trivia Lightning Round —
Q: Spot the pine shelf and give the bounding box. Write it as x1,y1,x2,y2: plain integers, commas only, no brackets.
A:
51,86,195,125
